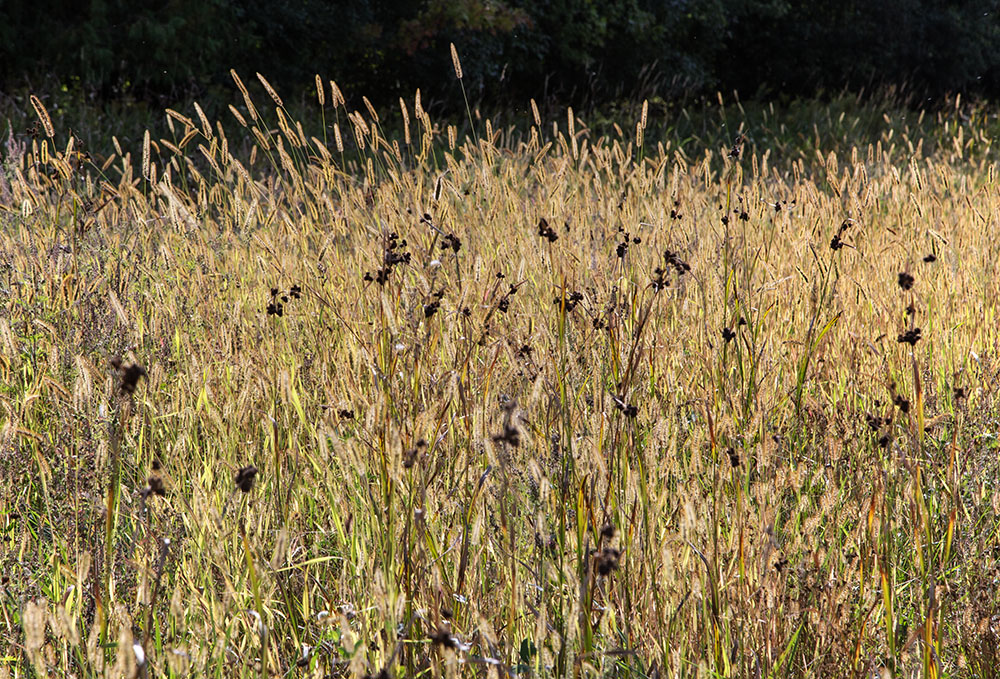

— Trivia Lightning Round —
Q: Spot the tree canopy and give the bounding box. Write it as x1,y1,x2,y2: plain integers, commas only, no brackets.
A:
3,0,999,108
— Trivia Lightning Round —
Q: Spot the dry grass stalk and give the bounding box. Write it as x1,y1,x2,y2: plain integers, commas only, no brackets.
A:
2,83,997,679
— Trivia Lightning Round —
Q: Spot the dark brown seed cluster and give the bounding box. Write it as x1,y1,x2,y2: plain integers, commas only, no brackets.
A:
898,272,915,291
142,459,167,498
897,328,922,346
403,439,427,469
595,547,621,575
726,447,740,467
615,229,641,258
830,219,853,251
266,287,286,316
866,413,889,431
111,357,147,394
923,253,936,263
146,475,166,497
721,327,736,343
537,217,558,243
363,232,411,285
653,247,690,290
492,422,520,447
728,133,745,159
553,290,583,312
424,290,445,318
266,284,302,316
866,401,893,448
496,284,520,313
235,465,258,492
612,395,638,418
893,395,910,414
440,233,461,253
663,249,690,276
771,198,794,213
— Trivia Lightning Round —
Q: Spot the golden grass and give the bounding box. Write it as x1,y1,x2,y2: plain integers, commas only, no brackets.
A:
1,83,999,678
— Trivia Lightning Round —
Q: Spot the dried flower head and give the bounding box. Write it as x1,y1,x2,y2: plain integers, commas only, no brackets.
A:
728,133,745,159
235,465,259,493
595,547,621,575
897,328,922,346
146,475,166,497
537,218,558,243
111,357,147,394
727,447,740,467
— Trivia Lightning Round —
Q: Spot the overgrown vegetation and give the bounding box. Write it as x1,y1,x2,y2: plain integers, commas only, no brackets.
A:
1,62,999,678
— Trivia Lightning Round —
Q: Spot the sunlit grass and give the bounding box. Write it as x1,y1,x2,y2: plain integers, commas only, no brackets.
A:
1,78,999,678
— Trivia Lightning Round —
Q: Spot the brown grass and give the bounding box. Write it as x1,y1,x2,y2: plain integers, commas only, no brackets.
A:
1,80,999,678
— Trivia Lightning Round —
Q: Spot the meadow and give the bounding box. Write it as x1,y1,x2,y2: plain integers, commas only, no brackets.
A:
1,68,999,678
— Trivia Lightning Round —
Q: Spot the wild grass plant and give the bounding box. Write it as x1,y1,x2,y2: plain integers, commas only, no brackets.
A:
1,67,999,678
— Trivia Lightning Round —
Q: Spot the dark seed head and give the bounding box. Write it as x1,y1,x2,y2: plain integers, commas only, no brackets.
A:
235,465,258,493
119,363,147,394
595,547,621,575
537,217,558,242
492,423,520,447
898,272,915,291
147,475,166,496
897,328,922,346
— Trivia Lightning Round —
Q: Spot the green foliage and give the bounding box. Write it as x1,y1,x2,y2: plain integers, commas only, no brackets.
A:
718,0,1000,98
2,0,999,108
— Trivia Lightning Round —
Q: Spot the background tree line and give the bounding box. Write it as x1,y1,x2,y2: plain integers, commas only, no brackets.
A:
2,0,999,111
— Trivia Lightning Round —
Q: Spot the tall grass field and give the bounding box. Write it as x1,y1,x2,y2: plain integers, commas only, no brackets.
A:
1,67,999,678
